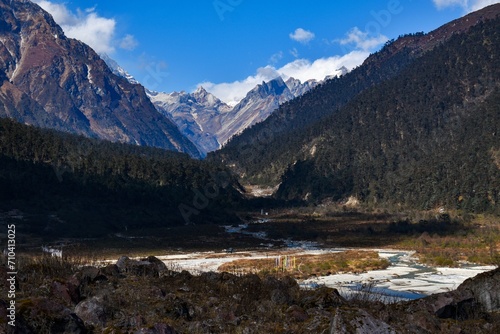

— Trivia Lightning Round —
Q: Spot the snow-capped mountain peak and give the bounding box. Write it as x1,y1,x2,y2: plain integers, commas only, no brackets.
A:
102,55,323,155
100,53,140,85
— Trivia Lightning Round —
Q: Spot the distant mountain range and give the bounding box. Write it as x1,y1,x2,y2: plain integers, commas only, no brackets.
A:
147,77,323,156
102,55,333,156
0,0,201,158
0,0,338,159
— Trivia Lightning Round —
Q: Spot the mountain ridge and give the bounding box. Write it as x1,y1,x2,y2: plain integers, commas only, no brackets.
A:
146,75,321,156
213,4,500,212
0,0,201,158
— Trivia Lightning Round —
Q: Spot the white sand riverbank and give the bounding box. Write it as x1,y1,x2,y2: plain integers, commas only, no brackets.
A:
155,248,496,298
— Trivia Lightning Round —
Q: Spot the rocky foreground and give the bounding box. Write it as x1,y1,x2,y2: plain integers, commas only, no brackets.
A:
1,256,499,333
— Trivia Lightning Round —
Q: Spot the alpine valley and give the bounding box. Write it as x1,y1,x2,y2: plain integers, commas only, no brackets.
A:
1,1,500,333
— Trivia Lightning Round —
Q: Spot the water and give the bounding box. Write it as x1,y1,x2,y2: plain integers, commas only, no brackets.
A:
305,250,496,301
218,222,497,300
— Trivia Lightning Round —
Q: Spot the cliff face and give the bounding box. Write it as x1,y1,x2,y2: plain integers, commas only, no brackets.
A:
0,0,200,158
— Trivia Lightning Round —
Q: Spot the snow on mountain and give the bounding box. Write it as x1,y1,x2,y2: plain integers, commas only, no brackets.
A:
100,53,140,85
147,87,231,156
0,0,201,158
104,55,338,155
285,77,319,97
148,76,322,155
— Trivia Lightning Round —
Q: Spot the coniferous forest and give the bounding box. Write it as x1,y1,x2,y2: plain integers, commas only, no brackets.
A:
214,17,500,213
0,118,243,237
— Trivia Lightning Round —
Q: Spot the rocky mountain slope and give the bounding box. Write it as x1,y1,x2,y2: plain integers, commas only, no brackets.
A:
147,87,231,155
0,0,201,158
214,76,318,146
148,76,319,156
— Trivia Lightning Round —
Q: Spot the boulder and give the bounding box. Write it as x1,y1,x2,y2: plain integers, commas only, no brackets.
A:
75,296,107,327
330,308,396,334
115,256,167,277
286,305,309,322
458,267,500,312
16,298,87,333
134,323,178,334
302,287,346,310
99,264,121,278
51,281,75,305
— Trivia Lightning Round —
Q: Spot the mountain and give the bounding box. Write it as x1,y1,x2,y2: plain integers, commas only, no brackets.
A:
215,77,296,145
148,76,319,155
214,4,500,183
0,0,201,158
147,87,230,155
285,77,320,97
100,53,140,85
212,4,500,212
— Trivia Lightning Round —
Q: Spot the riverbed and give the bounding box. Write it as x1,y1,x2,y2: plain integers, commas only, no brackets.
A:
155,248,496,300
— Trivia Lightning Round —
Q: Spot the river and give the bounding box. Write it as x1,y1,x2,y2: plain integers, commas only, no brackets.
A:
138,221,497,301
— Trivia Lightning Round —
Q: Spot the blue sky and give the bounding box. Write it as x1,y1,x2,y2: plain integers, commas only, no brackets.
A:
33,0,499,104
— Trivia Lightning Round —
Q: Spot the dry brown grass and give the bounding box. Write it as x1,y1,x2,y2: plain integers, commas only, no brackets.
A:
392,214,500,266
218,250,390,279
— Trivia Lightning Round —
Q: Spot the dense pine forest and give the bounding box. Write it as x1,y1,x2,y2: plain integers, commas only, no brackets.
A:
214,17,500,213
0,118,243,237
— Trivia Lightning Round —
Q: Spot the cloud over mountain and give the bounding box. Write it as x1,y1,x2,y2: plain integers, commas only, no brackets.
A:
289,28,316,44
339,27,389,51
433,0,500,12
33,0,136,54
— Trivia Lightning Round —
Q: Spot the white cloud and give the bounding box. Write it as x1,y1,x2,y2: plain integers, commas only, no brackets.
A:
433,0,468,9
33,1,130,54
469,0,500,10
268,51,283,65
339,27,388,51
199,67,280,106
432,0,500,12
199,50,369,106
119,34,139,51
279,52,368,82
290,47,299,58
289,28,315,44
200,24,388,106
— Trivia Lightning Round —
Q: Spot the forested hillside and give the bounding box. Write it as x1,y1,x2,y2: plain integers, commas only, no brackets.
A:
0,118,242,237
214,12,500,213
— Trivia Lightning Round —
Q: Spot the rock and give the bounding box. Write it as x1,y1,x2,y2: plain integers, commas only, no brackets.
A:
75,296,107,327
99,264,121,278
81,266,100,282
458,267,500,312
115,256,167,277
51,280,74,305
115,256,130,270
384,267,500,332
271,288,291,304
330,308,397,334
302,287,346,310
16,298,87,333
135,323,178,334
52,313,88,334
200,271,222,282
238,274,263,298
286,305,309,322
435,298,484,320
165,297,194,320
